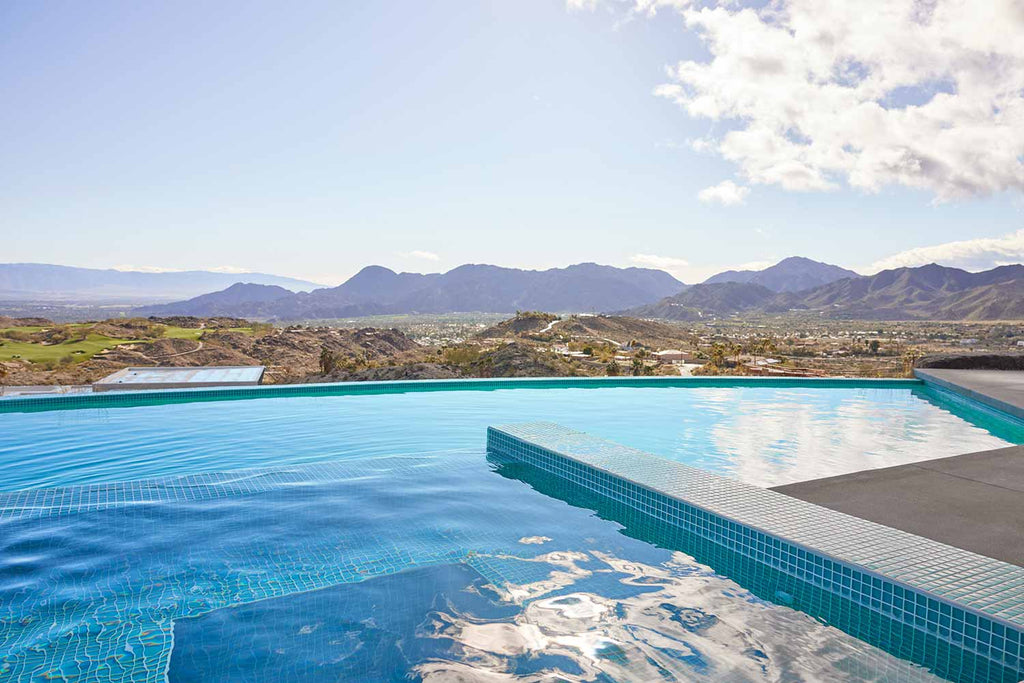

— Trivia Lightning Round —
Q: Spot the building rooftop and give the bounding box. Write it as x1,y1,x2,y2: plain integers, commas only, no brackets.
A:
94,366,265,392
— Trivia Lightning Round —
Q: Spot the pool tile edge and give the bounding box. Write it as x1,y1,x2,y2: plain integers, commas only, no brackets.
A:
487,421,1024,675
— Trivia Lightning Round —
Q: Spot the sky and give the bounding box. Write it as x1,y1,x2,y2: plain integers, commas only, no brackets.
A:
1,0,1022,286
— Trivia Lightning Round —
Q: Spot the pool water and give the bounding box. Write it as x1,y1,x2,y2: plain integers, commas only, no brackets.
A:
0,385,1017,491
0,385,1020,682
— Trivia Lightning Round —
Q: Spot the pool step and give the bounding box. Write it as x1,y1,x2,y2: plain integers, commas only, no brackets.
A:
487,421,1024,680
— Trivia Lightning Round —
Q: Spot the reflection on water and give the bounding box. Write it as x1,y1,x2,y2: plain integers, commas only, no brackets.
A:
172,550,945,682
0,451,972,682
703,388,1019,485
420,550,944,682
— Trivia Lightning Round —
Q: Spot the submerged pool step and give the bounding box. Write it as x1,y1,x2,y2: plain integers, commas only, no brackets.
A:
487,422,1024,678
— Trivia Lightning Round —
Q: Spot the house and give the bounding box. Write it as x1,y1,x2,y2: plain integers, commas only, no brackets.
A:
653,349,691,362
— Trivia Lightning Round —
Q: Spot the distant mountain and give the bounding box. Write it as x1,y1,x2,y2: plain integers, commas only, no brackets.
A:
141,263,687,320
0,263,322,302
629,263,1024,321
625,282,777,320
704,257,860,292
135,283,295,317
782,263,1024,320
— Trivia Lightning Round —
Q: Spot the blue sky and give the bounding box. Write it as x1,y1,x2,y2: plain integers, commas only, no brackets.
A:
1,0,1022,285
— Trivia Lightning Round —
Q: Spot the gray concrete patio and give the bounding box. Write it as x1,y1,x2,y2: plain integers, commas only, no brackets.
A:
774,444,1024,567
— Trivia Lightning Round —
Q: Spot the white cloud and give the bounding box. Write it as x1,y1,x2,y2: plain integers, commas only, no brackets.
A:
630,253,783,282
631,0,693,16
635,0,1024,200
732,259,775,272
867,229,1024,273
112,265,184,273
566,0,600,10
698,179,750,205
208,265,252,274
631,253,690,272
400,250,441,261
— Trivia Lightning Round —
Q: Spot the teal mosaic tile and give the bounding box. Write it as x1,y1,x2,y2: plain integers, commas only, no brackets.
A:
487,421,1024,676
915,370,1024,423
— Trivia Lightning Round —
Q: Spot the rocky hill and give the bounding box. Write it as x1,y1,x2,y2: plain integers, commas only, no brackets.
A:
136,283,294,317
626,283,777,321
478,313,692,348
477,312,559,338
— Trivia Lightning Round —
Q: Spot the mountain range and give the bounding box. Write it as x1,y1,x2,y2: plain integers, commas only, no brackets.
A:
12,258,1023,321
703,256,860,292
0,263,322,302
137,263,686,319
628,263,1024,321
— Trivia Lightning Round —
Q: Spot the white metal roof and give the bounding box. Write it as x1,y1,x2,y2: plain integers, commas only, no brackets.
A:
94,366,265,391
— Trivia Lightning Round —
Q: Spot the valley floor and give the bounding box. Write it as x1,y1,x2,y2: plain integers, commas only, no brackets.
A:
0,312,1020,390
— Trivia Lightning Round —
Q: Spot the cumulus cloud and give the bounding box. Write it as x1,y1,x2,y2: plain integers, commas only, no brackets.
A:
583,0,1024,200
631,0,694,16
566,0,600,10
698,179,750,205
400,250,441,261
867,229,1024,273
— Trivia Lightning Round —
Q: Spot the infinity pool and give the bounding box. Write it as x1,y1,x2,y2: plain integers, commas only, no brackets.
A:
0,384,1017,491
0,383,1020,681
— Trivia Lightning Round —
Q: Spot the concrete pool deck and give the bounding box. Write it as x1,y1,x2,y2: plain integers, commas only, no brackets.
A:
778,368,1024,567
774,445,1024,567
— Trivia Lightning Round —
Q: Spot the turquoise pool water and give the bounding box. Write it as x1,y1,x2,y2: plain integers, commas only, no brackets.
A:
0,385,1017,491
0,383,1020,681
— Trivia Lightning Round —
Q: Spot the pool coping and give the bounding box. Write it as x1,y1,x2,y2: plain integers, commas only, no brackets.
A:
487,422,1024,673
0,374,923,412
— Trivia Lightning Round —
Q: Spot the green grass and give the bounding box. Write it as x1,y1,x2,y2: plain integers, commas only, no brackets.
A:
0,324,255,364
161,326,253,340
161,327,204,340
0,334,143,364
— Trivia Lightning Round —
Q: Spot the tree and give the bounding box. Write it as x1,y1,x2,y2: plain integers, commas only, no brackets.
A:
319,346,339,375
606,360,620,376
902,347,923,376
869,339,880,355
730,342,742,366
709,342,726,368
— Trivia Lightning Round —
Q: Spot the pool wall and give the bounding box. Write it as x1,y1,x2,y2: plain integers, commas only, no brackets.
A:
915,369,1024,422
0,375,921,414
487,422,1024,680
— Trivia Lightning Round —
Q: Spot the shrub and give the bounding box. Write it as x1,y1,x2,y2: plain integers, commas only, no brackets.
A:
319,346,339,375
443,346,480,365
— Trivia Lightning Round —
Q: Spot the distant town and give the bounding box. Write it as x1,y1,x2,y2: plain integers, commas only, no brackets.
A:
1,310,1020,394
